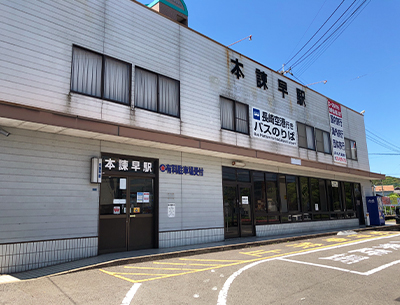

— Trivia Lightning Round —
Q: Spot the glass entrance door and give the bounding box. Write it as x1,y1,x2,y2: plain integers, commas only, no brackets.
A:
128,178,154,250
99,176,156,254
239,186,253,237
99,176,128,253
223,184,254,238
223,185,239,238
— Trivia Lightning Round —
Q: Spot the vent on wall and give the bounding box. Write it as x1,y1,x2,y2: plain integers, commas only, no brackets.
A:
147,0,189,26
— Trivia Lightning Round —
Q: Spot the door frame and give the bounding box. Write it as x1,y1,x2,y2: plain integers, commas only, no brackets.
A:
98,154,159,254
223,181,255,238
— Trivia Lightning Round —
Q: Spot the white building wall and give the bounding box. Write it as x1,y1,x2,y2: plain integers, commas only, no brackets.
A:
0,128,100,243
0,127,226,272
0,0,370,173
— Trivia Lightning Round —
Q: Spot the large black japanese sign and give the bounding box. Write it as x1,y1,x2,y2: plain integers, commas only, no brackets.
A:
252,107,297,146
102,156,154,174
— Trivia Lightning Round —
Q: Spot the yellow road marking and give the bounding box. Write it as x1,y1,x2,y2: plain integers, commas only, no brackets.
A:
178,258,243,262
240,249,281,257
124,266,201,271
153,262,221,266
100,232,400,284
103,272,171,276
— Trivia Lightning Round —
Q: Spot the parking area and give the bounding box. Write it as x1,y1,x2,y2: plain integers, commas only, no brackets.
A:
2,230,400,305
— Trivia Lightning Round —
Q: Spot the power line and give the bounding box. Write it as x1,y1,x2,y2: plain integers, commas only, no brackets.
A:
296,0,372,77
366,128,400,151
366,135,400,154
369,153,400,155
284,0,344,67
286,0,329,62
291,0,368,70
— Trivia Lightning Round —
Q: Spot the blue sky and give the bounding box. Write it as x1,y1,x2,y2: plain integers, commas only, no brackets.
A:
142,0,400,178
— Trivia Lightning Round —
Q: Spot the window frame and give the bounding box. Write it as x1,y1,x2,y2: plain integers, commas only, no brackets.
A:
345,138,358,160
315,128,332,155
70,45,132,106
297,122,315,150
220,96,249,135
134,66,180,118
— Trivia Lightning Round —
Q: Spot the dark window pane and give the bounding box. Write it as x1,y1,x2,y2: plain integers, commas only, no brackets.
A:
130,178,154,214
287,175,298,211
237,169,250,182
135,68,157,111
323,132,331,154
71,47,102,97
253,172,266,214
319,179,328,211
330,181,342,211
344,182,354,210
306,126,315,150
300,177,311,212
279,175,288,213
235,102,248,134
345,138,351,159
100,177,127,215
310,178,320,211
297,123,307,148
316,129,324,152
104,56,131,104
266,180,279,213
159,75,180,117
265,173,277,181
222,167,236,181
221,97,234,130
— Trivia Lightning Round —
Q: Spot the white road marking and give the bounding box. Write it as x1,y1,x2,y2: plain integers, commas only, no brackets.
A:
121,283,142,305
278,258,400,276
277,258,365,275
217,233,400,305
362,259,400,275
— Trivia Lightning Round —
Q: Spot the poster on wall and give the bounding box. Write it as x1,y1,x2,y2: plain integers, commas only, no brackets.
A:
137,192,144,203
328,100,347,165
252,107,297,146
168,203,175,218
143,192,150,203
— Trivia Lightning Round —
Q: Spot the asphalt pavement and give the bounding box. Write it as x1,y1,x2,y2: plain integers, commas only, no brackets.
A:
1,224,399,284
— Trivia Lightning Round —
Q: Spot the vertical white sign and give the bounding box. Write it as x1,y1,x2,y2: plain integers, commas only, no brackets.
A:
328,100,347,165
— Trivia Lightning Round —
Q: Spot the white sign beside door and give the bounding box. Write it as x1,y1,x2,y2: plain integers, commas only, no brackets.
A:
120,178,127,190
242,196,249,205
168,203,175,218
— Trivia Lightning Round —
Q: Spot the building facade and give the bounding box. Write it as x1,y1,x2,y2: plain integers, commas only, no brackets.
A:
0,0,383,274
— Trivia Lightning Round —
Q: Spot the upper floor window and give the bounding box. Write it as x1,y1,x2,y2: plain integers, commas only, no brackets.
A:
134,67,180,117
70,45,131,105
345,138,357,160
315,128,331,154
220,97,249,134
297,122,315,150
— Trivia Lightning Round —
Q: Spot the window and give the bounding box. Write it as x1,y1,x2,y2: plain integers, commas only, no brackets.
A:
253,172,267,224
344,182,354,210
134,67,180,117
345,138,357,160
265,173,279,213
71,45,131,105
300,177,311,212
297,122,315,150
220,97,249,134
315,129,331,154
286,176,299,211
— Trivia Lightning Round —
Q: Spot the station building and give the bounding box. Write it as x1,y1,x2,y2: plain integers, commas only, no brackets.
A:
0,0,384,273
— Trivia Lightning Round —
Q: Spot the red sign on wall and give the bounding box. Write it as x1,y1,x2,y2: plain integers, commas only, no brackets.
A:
328,100,342,118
